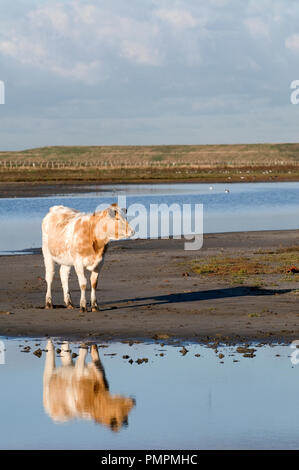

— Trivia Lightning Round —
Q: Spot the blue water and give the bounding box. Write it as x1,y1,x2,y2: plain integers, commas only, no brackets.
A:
0,182,299,253
0,338,298,450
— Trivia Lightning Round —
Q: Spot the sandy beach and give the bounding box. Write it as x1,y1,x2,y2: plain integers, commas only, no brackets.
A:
1,230,299,343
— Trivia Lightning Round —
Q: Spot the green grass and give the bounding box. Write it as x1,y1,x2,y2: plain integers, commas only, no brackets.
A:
190,246,299,284
1,143,299,182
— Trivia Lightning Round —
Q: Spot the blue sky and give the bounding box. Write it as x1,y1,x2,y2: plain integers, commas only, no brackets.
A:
0,0,299,150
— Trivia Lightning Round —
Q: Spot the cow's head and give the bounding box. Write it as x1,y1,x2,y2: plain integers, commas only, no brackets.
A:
95,203,134,241
90,394,135,431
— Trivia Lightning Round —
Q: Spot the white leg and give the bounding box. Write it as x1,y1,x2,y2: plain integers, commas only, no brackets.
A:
43,248,55,309
60,265,73,309
75,345,88,375
43,339,55,382
74,263,87,312
60,342,73,366
90,271,99,312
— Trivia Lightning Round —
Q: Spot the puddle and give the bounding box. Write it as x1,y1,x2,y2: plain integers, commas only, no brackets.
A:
0,337,299,449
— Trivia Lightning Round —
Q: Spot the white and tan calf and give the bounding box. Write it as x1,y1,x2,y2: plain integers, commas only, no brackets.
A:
42,204,134,312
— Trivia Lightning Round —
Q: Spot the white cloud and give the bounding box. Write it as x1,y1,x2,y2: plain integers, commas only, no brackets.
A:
244,17,270,38
120,41,162,66
155,8,198,30
28,4,69,33
285,33,299,53
0,37,46,66
0,2,164,82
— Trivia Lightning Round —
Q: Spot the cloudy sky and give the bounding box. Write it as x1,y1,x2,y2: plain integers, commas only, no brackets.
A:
0,0,299,150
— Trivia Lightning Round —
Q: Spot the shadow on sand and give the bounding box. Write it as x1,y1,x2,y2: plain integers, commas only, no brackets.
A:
101,286,293,311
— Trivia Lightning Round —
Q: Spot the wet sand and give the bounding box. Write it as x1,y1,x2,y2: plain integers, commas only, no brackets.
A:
1,230,299,343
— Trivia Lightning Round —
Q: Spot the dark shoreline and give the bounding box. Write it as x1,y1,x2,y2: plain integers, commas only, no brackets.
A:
0,178,298,198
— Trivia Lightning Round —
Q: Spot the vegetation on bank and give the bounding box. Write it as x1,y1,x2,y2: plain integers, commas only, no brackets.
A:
190,246,299,286
1,143,299,182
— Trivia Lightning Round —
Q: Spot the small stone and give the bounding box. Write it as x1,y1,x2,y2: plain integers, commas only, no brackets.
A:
236,346,256,355
33,349,42,358
153,334,170,340
136,358,148,364
180,346,188,356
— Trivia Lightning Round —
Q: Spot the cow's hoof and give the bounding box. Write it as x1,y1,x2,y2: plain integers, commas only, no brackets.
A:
66,303,74,310
80,306,86,313
91,305,99,312
45,302,53,309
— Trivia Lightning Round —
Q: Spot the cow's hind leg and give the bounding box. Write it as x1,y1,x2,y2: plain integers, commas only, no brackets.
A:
44,251,55,309
74,263,87,312
44,339,55,379
60,265,73,309
90,271,99,312
75,345,88,375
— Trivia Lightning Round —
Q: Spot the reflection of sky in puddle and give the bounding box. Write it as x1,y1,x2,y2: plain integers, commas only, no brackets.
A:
0,182,299,253
1,338,299,449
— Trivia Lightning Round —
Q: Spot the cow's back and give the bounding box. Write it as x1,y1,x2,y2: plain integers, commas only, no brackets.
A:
42,206,79,261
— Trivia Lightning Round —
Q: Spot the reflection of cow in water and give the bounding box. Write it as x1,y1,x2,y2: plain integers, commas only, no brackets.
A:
43,340,135,431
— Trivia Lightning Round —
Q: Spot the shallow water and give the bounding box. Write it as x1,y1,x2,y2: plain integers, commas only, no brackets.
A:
0,337,299,450
0,182,299,254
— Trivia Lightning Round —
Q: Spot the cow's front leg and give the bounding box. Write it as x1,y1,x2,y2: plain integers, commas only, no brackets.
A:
43,339,55,382
90,271,99,312
74,263,87,312
60,265,74,309
44,252,55,309
60,342,73,366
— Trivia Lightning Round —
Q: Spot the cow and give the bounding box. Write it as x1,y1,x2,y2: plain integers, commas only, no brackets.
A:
43,340,135,430
42,204,134,312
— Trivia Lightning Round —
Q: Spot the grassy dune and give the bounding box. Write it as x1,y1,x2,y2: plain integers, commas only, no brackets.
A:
1,143,299,182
